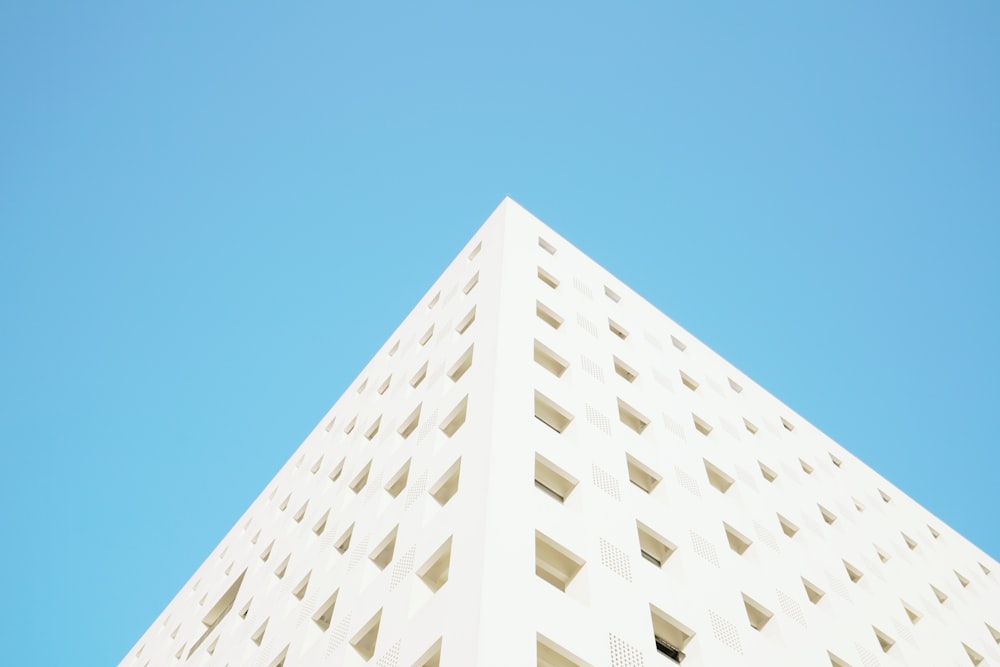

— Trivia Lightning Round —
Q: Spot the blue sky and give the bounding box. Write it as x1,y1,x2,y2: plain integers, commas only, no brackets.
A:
2,2,998,664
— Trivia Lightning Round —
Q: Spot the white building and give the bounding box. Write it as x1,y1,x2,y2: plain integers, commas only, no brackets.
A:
121,198,1000,667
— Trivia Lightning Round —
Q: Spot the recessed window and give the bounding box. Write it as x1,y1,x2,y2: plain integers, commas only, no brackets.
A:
980,562,991,575
535,530,584,592
759,462,778,483
350,609,382,661
292,501,308,523
818,505,837,525
618,399,649,434
873,627,895,653
802,577,825,604
650,604,694,664
419,325,434,346
369,525,398,570
364,416,381,441
388,339,399,356
955,571,970,588
930,584,948,603
780,417,795,432
260,540,274,561
292,571,310,600
901,600,921,624
417,537,452,593
410,361,428,388
844,560,864,583
928,525,940,539
777,514,799,538
278,494,290,511
412,638,443,667
310,455,323,475
692,414,712,436
875,545,890,563
704,460,734,494
357,378,368,394
274,554,289,579
604,285,621,302
328,457,345,483
536,301,564,329
728,378,743,393
312,510,329,537
429,458,461,506
536,634,587,667
536,391,573,433
614,356,638,382
445,345,474,383
985,622,999,645
679,371,698,391
852,498,865,512
827,651,851,667
608,318,629,340
535,453,578,503
428,291,440,309
902,533,917,550
343,416,356,435
829,453,842,468
670,336,687,352
534,340,569,377
878,489,891,503
964,644,985,666
724,523,752,555
398,404,421,439
463,271,479,295
377,375,391,395
313,590,338,630
334,523,354,554
468,241,482,260
323,416,337,433
742,594,773,631
384,459,411,498
440,395,469,437
539,237,557,254
250,619,268,646
799,459,814,475
456,306,476,334
349,461,371,494
626,454,661,493
538,267,560,289
637,520,676,567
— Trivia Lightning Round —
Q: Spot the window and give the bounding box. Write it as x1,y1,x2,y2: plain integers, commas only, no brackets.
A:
536,301,564,329
928,525,941,539
274,554,289,579
535,531,584,592
901,600,921,624
955,571,970,588
670,336,687,352
535,453,578,503
539,237,557,254
873,627,895,653
930,584,948,603
440,395,468,437
608,318,628,340
350,609,382,661
742,594,773,631
874,545,889,563
250,619,268,646
417,537,452,593
984,622,999,645
410,361,428,388
463,271,479,295
538,267,560,289
780,417,795,432
324,416,337,432
429,458,461,506
878,489,891,503
626,454,661,493
419,325,434,346
802,577,825,604
777,514,798,538
728,378,743,393
349,461,371,493
829,453,843,468
613,356,638,382
902,533,917,550
704,460,734,494
328,457,345,482
534,340,569,377
369,525,398,570
650,604,694,664
344,416,356,434
799,459,814,475
604,285,621,302
843,560,864,583
759,462,777,483
412,638,443,667
617,398,649,434
692,414,712,436
724,523,752,555
536,391,573,433
448,344,474,382
292,571,310,600
377,375,390,395
398,404,421,439
310,455,323,474
428,292,440,309
385,459,411,498
388,339,399,356
743,418,758,434
313,590,338,630
455,306,476,334
637,520,676,567
364,416,381,441
536,634,588,667
312,510,329,537
818,505,837,525
334,524,354,554
827,651,851,667
468,241,482,260
679,371,698,391
964,644,985,666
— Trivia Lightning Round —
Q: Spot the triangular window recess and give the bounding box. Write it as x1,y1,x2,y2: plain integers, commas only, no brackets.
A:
260,540,274,562
614,356,638,383
536,300,564,329
440,395,469,437
670,335,687,351
902,533,917,550
292,501,308,523
986,622,1000,645
605,285,622,302
704,460,734,494
535,530,585,592
448,344,474,382
538,266,560,289
679,371,698,391
799,459,814,475
778,514,799,538
535,453,578,503
802,577,825,604
377,375,390,395
455,306,476,334
328,457,345,483
324,416,337,432
930,584,948,603
728,377,743,393
618,399,649,435
174,643,186,660
292,572,310,600
419,325,434,346
468,240,483,260
267,645,289,667
742,594,773,631
238,598,252,620
250,619,268,646
224,561,233,575
828,651,852,667
759,462,777,483
829,453,842,468
413,638,443,667
344,416,357,434
650,604,695,662
692,413,713,436
536,391,573,433
462,270,479,295
538,236,556,254
364,416,381,441
397,404,421,440
349,460,371,494
627,454,661,493
724,523,752,555
744,418,759,435
878,489,891,503
853,498,865,512
356,378,368,394
278,494,290,512
369,525,399,571
955,571,970,588
819,505,837,525
170,623,180,639
873,627,895,653
334,522,354,554
963,643,985,666
312,590,338,631
410,361,428,388
637,520,676,567
385,459,411,498
901,600,921,624
312,510,329,537
198,592,207,606
843,560,864,583
388,339,399,356
534,340,568,378
310,455,323,474
875,545,890,563
417,537,452,593
274,554,290,579
608,318,629,340
206,636,219,655
350,609,383,661
980,562,992,576
780,417,795,432
928,525,940,539
430,458,461,506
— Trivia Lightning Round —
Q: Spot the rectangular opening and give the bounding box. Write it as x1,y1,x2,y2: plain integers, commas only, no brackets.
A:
650,604,694,664
313,590,338,631
626,454,661,493
613,356,638,383
844,560,864,583
780,417,795,432
410,361,428,388
413,638,443,667
608,318,629,340
538,267,560,289
535,391,573,433
604,285,621,302
440,395,469,437
384,459,411,498
724,523,752,555
377,375,391,395
617,398,649,434
535,530,584,592
334,523,354,554
670,336,687,352
679,371,699,391
742,594,773,631
349,461,371,494
743,418,758,434
419,325,434,346
692,414,712,436
328,457,345,482
398,404,421,439
429,458,461,506
759,461,777,482
416,537,452,593
537,634,587,667
539,237,557,254
350,609,382,661
873,627,895,653
802,577,825,604
369,525,398,570
799,459,814,474
455,306,476,334
468,241,482,260
428,291,440,309
534,340,569,377
344,416,356,435
819,505,837,525
535,453,578,503
637,520,676,567
536,301,564,329
462,271,479,295
728,378,743,393
448,344,474,382
777,514,798,538
364,416,381,441
704,460,734,493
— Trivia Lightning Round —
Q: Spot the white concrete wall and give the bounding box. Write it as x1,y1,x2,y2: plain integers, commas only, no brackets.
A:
121,198,1000,667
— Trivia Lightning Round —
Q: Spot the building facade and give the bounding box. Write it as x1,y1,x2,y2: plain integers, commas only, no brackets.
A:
121,198,1000,667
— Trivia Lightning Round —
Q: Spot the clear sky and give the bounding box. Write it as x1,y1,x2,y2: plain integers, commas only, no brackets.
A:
1,2,998,665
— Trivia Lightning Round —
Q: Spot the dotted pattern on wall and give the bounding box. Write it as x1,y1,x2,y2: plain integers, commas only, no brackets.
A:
754,521,780,552
737,466,760,492
390,545,416,592
676,467,702,498
326,612,353,655
663,414,686,441
652,369,674,393
254,640,283,667
580,355,606,383
643,331,662,350
576,313,600,338
405,473,428,511
297,593,317,627
609,633,645,667
417,409,439,445
599,538,633,582
592,465,622,501
855,643,881,667
709,609,744,655
690,531,721,568
890,618,916,646
827,571,853,602
375,639,402,667
347,536,370,573
776,588,807,627
586,403,612,436
573,277,593,299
